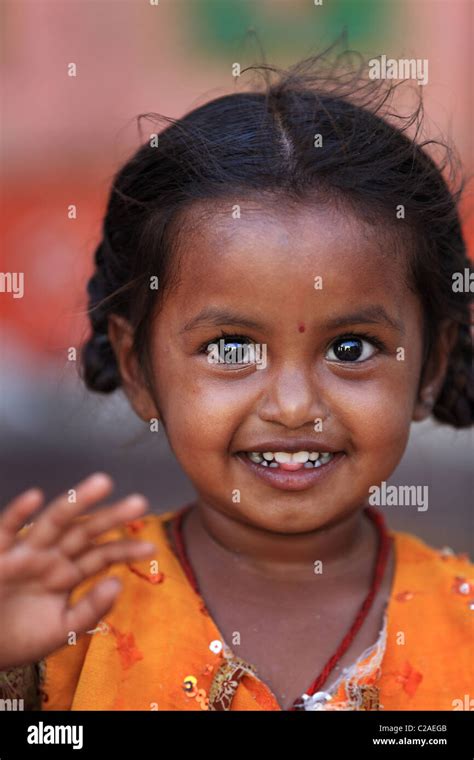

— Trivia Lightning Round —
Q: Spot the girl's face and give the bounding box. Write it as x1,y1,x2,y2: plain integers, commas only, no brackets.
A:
112,200,450,534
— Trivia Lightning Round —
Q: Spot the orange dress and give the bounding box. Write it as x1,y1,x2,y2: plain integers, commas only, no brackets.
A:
3,509,473,711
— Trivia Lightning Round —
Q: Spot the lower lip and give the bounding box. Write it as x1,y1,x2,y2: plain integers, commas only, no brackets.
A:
235,452,345,492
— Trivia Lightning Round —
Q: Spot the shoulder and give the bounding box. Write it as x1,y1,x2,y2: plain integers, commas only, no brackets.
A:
42,509,182,709
388,527,473,622
53,508,182,609
390,528,473,579
40,509,180,561
381,530,473,707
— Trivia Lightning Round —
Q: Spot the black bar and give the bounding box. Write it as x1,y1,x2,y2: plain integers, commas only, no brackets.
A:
0,710,472,757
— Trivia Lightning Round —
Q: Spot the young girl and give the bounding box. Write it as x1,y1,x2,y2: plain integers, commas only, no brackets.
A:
0,54,472,712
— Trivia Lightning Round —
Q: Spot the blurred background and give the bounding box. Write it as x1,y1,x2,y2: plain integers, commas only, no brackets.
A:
0,0,472,551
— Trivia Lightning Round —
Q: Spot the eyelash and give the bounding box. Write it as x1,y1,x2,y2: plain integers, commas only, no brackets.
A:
331,332,386,352
198,330,386,360
198,331,253,354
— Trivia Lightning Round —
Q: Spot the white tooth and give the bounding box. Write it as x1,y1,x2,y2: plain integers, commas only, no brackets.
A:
261,460,269,467
304,461,314,468
248,452,263,463
314,459,322,467
292,451,309,463
274,452,292,463
309,452,319,461
269,462,279,468
263,452,274,461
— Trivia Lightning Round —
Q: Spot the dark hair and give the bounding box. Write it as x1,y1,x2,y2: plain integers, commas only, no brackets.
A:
81,49,473,428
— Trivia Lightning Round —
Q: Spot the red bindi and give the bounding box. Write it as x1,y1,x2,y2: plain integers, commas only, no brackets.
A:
298,323,305,333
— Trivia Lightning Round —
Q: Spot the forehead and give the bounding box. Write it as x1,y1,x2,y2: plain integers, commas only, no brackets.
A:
167,197,412,316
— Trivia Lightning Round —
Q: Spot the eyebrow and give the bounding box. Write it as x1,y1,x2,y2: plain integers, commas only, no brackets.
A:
324,306,405,334
180,308,264,334
180,305,404,334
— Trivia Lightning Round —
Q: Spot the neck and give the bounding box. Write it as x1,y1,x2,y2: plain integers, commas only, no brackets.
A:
183,501,379,583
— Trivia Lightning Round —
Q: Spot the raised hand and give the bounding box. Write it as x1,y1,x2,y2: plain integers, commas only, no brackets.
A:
0,473,156,670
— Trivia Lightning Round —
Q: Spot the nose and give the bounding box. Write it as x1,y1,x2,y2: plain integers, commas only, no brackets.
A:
257,363,329,429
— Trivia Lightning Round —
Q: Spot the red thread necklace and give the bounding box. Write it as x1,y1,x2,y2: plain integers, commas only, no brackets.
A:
170,504,392,711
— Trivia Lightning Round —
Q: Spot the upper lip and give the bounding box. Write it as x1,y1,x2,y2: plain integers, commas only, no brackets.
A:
236,440,343,454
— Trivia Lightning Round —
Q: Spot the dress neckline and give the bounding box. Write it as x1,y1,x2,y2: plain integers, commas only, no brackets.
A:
161,503,396,711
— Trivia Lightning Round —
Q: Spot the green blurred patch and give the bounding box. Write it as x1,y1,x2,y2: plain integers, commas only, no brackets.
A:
189,0,397,57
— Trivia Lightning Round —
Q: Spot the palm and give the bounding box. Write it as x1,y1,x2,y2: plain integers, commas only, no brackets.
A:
0,545,85,664
0,473,155,670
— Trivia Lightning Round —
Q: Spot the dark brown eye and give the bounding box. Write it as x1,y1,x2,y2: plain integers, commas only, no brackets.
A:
326,337,376,363
202,335,255,364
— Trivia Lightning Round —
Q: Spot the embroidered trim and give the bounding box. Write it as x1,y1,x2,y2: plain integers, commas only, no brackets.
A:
208,654,259,711
205,611,388,712
300,611,388,711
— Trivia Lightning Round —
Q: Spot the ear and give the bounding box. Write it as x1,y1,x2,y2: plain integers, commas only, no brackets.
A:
107,314,159,423
412,320,459,422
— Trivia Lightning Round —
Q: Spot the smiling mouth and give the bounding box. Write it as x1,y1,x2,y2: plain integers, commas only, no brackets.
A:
235,449,345,491
242,450,336,470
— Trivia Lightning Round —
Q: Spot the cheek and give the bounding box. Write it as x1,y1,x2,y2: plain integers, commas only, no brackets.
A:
329,364,418,459
155,363,247,453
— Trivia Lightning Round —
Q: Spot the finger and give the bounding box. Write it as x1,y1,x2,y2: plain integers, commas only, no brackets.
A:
75,539,157,578
0,489,45,552
62,577,124,636
26,473,114,549
58,495,149,558
40,538,156,595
